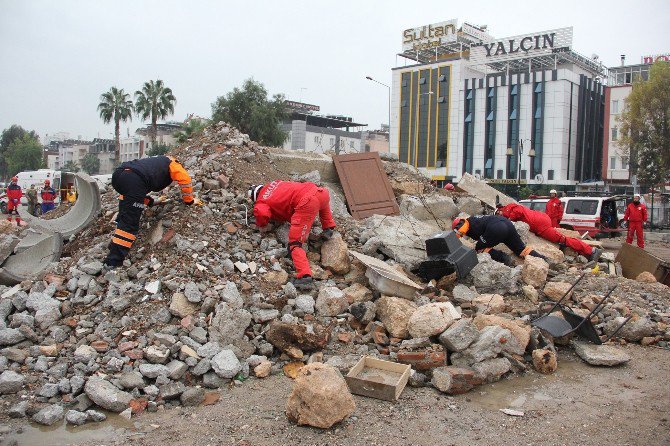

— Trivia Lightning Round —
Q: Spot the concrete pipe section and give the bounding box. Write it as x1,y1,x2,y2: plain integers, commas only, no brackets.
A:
0,232,62,285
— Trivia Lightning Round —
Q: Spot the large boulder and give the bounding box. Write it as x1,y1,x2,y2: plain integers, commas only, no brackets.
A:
407,302,460,338
84,377,133,413
603,317,658,342
521,256,549,288
320,234,350,275
470,254,520,294
398,194,459,223
472,315,530,354
315,287,348,317
376,296,418,339
285,363,355,428
450,326,516,367
439,319,479,352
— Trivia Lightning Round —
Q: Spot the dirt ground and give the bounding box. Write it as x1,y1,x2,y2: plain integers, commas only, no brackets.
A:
5,345,669,446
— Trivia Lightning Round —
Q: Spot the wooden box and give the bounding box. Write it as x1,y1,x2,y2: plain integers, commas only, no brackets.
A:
345,356,411,401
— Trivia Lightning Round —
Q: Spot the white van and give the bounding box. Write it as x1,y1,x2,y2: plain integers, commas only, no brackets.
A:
1,169,77,214
519,195,625,237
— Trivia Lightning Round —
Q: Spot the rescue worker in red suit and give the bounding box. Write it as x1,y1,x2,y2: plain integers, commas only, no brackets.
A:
452,215,547,266
40,179,57,214
6,176,22,225
498,203,602,262
624,193,647,248
545,189,563,228
444,183,455,191
104,156,193,267
249,181,336,290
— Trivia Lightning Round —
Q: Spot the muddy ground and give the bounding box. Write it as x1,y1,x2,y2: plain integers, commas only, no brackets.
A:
4,344,668,446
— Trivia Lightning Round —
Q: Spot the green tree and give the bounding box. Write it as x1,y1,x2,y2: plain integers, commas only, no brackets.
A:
80,153,100,175
174,118,209,144
60,160,80,172
211,78,288,146
619,61,670,186
147,143,171,156
98,87,134,165
5,134,43,175
1,125,38,179
135,80,176,148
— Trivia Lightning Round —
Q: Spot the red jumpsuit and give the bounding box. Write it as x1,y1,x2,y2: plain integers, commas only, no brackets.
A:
545,197,563,228
624,202,647,248
6,183,23,223
253,181,336,278
500,203,593,257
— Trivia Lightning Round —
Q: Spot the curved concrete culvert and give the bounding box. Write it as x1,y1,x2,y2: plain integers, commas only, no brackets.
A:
18,172,102,239
0,232,62,285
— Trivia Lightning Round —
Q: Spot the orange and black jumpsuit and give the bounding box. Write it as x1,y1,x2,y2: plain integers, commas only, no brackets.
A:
104,156,193,266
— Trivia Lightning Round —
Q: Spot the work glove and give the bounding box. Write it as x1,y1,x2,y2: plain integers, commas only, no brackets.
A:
144,196,154,207
184,199,194,206
321,228,334,240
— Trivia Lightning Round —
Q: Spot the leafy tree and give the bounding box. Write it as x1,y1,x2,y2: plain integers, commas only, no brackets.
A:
61,160,80,172
98,87,134,165
135,80,176,147
1,125,38,179
174,118,209,144
147,143,171,156
5,134,43,175
211,79,288,146
80,153,100,175
619,61,670,186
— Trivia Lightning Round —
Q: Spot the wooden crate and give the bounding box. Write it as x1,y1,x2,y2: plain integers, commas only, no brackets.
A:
345,356,411,401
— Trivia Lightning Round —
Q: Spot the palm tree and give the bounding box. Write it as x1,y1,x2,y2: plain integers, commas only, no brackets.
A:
98,87,134,165
134,80,176,149
174,117,209,144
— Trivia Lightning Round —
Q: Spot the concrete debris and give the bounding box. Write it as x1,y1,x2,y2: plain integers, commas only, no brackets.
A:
407,302,460,338
431,366,482,394
376,296,418,339
572,341,631,366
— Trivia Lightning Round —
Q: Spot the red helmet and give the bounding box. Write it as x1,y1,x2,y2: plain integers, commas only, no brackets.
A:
11,176,18,183
44,179,50,186
444,183,455,191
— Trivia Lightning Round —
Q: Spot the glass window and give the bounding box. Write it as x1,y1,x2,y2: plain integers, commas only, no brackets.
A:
612,127,618,141
612,100,619,114
566,199,599,215
610,157,616,169
621,156,629,169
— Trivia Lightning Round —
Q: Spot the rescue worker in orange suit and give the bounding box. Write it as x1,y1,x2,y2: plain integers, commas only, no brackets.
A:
41,179,57,214
624,193,648,249
104,156,194,267
498,203,602,262
452,215,547,266
545,189,563,228
249,181,336,290
6,176,22,225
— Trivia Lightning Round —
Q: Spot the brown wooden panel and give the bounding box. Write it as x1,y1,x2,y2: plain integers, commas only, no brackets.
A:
332,152,400,220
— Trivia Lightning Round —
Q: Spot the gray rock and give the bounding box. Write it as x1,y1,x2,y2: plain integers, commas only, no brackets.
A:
253,309,280,323
118,371,145,389
191,358,211,376
202,372,228,388
573,341,631,366
452,284,478,304
25,292,59,312
209,303,251,344
189,327,208,344
166,360,188,380
0,370,24,394
70,375,86,395
73,345,98,363
472,357,511,383
39,383,60,398
80,261,104,275
604,317,658,342
450,326,512,366
184,282,202,303
470,254,520,294
398,194,459,222
8,400,29,418
0,328,26,346
35,306,62,329
211,349,241,379
86,409,106,422
180,387,205,406
197,342,223,359
84,377,133,413
315,287,348,317
144,345,170,364
439,319,479,352
220,281,243,308
294,295,315,314
364,214,439,269
66,409,88,426
159,381,186,400
139,363,169,379
73,393,93,411
349,301,377,324
32,404,64,426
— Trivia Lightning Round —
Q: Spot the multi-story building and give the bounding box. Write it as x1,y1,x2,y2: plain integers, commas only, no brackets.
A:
51,139,93,170
119,123,179,162
363,130,390,153
89,138,115,174
390,20,607,188
43,149,59,171
280,101,367,154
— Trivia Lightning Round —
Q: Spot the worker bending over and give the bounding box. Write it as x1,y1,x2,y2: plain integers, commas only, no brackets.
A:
498,203,602,262
249,181,336,290
545,189,563,228
6,176,22,225
104,155,193,267
452,215,547,266
41,179,57,214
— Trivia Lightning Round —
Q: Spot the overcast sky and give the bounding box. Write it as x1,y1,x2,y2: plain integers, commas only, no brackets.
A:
1,0,668,142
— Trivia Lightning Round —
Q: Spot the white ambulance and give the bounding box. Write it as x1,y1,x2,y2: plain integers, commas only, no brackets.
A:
0,169,77,214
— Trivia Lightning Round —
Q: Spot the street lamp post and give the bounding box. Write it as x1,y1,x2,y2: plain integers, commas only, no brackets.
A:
365,76,390,132
506,139,535,199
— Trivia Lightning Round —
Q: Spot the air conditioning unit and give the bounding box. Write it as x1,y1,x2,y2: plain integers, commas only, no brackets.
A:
474,173,482,180
535,174,544,183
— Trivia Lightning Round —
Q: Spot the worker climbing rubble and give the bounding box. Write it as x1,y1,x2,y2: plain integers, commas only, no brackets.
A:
40,179,57,214
104,155,194,267
249,180,336,290
545,189,563,227
497,202,602,262
452,214,547,266
5,176,22,225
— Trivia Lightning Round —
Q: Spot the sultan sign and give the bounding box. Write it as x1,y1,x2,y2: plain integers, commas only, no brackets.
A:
470,27,573,64
402,19,457,52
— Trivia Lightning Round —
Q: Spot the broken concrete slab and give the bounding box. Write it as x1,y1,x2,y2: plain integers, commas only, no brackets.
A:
455,173,515,209
18,172,102,239
0,234,19,262
398,194,458,225
350,251,422,300
572,341,631,366
0,233,62,285
267,150,338,182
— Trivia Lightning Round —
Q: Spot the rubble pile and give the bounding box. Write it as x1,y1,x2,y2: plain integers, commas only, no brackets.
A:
0,121,668,428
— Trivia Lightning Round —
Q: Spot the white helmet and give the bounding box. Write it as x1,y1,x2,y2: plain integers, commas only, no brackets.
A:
247,184,264,201
550,189,557,195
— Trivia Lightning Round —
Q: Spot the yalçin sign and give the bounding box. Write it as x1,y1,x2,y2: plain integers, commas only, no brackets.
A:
402,19,457,52
470,27,573,64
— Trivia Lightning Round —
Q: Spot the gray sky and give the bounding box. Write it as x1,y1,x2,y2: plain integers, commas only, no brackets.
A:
1,0,668,142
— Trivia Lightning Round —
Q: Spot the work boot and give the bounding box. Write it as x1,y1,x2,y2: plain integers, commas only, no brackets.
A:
590,248,602,263
529,250,548,262
292,276,314,291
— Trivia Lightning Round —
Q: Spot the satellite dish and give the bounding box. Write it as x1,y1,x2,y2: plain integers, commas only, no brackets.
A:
535,174,544,184
474,173,482,180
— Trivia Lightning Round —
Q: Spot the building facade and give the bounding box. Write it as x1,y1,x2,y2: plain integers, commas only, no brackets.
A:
119,123,179,162
390,21,606,187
